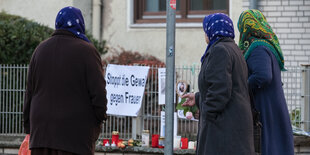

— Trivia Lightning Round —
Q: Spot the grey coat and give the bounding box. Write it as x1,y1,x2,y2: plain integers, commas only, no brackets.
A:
195,38,255,155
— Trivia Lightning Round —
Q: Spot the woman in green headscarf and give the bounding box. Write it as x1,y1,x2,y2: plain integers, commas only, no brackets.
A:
238,9,294,155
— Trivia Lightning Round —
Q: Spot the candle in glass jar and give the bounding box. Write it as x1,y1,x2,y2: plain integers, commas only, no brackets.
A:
112,131,119,144
142,130,150,147
188,141,195,149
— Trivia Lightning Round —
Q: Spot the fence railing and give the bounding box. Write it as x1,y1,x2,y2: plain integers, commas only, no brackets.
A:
0,64,309,139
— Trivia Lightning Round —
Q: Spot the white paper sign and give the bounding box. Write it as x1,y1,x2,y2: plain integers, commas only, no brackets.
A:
157,68,176,105
105,64,149,116
160,111,177,137
158,68,166,105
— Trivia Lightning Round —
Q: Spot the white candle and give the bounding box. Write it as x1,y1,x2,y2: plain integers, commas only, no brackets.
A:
188,141,195,149
173,136,181,149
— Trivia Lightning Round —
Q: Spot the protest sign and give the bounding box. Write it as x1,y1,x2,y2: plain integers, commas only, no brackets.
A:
105,64,149,116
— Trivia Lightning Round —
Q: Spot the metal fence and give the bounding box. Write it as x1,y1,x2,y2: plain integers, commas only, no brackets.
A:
0,64,309,139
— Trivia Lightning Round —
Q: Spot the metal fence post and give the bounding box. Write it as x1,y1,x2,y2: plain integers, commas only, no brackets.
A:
132,117,137,139
132,112,142,139
301,64,310,132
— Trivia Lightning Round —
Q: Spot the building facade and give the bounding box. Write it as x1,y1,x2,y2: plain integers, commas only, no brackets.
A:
0,0,309,66
243,0,310,67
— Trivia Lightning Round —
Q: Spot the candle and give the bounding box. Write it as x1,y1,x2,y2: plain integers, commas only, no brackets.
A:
188,141,195,149
158,137,165,148
180,138,188,149
151,134,159,148
173,136,181,149
102,139,110,146
112,131,119,144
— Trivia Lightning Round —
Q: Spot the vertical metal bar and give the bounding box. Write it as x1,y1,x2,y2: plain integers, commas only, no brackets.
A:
128,117,130,139
150,65,154,135
112,116,115,132
142,80,145,134
13,65,16,133
120,117,122,139
165,0,176,153
9,65,12,133
117,116,119,136
16,65,19,133
154,66,158,134
18,65,22,133
0,64,2,133
124,117,126,139
298,69,302,124
5,65,8,133
109,115,112,138
146,73,149,132
7,65,13,133
301,65,310,132
22,64,27,133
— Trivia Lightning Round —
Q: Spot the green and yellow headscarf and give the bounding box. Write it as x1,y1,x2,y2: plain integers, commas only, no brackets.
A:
238,9,285,71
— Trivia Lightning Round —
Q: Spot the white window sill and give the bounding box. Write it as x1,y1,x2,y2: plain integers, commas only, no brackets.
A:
129,23,202,29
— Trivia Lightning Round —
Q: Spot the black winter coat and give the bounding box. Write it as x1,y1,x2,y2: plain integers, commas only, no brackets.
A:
23,30,107,155
195,38,255,155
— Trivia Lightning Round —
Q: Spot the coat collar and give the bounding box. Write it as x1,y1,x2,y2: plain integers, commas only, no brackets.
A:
201,37,235,64
52,29,79,38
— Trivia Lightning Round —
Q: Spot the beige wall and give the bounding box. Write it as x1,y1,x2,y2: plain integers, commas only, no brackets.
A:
0,0,93,33
102,0,244,65
0,0,244,65
0,0,73,28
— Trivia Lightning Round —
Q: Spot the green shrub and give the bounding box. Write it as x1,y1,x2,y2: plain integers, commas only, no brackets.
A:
0,12,107,64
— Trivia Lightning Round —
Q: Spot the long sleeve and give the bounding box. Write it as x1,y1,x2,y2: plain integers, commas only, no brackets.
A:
203,45,232,121
195,92,200,108
86,49,108,124
247,46,273,90
23,56,35,134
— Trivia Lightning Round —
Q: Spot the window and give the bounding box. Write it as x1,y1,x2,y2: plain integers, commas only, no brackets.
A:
134,0,229,23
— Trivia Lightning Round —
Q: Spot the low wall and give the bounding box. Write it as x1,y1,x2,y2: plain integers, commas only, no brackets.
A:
0,135,309,155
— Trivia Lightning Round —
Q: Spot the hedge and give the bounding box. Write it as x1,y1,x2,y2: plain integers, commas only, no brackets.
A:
0,12,107,64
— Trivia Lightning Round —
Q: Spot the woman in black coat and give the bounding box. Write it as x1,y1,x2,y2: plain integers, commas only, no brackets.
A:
23,6,107,155
182,13,255,155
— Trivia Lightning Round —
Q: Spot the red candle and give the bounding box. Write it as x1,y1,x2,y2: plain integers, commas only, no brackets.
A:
102,139,110,146
112,131,119,144
151,134,159,148
181,138,188,149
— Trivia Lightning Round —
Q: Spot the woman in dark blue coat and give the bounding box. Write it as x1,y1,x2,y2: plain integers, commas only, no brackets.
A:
238,9,294,155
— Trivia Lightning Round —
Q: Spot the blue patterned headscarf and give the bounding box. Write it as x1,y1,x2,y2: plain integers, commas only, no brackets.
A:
201,13,235,62
55,6,90,42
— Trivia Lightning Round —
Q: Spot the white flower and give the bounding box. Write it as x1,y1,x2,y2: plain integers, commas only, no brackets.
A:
186,112,193,120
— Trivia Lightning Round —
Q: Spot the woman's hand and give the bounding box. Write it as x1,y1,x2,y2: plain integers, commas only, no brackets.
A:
181,93,195,107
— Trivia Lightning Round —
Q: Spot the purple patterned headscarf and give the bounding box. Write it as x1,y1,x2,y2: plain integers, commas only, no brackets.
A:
201,13,235,62
55,6,90,42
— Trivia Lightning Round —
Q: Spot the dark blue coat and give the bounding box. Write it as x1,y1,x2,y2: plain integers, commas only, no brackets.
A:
247,46,294,155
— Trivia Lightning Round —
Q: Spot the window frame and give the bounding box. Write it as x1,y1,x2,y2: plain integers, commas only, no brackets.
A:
133,0,229,24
